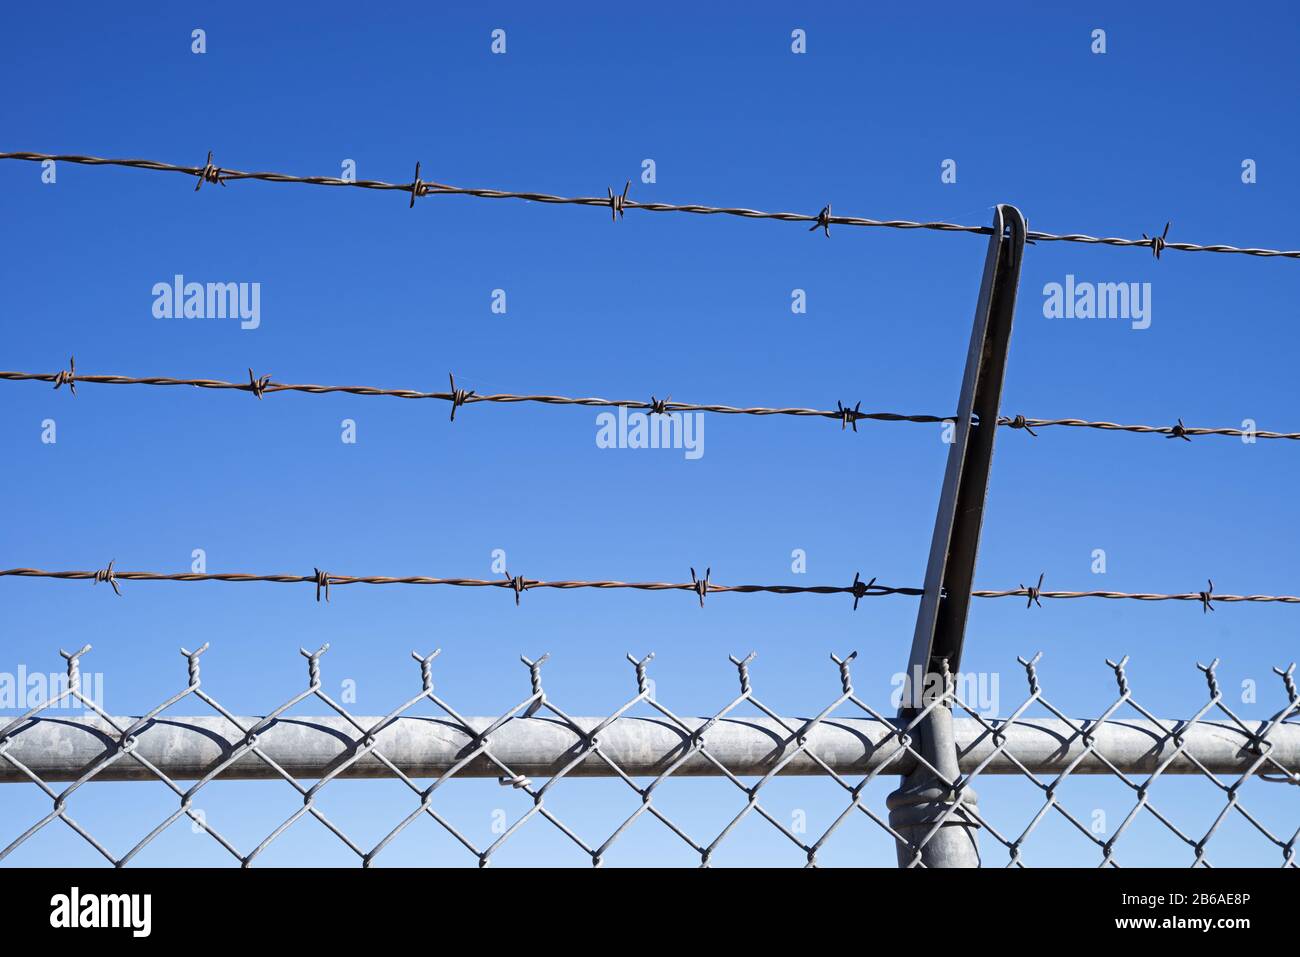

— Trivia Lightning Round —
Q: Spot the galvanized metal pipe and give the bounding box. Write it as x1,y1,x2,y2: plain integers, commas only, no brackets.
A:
1,714,1294,783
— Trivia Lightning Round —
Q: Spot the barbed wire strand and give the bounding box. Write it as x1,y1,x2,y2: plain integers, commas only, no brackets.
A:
2,151,1297,260
3,363,1294,441
0,566,1296,607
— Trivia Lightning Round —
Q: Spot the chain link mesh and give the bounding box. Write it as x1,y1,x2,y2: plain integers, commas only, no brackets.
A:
1,646,1295,867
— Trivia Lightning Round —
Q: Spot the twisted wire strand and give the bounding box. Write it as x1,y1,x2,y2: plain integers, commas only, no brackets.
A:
3,366,1295,440
1,567,1296,605
3,151,1298,259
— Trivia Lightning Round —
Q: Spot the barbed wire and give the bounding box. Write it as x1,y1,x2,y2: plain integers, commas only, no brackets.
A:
4,361,1295,441
3,151,1297,260
0,565,1295,609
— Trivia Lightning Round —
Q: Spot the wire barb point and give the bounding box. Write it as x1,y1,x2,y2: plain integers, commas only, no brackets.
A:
447,372,475,421
53,355,76,396
93,560,121,596
837,400,862,432
1021,572,1044,609
608,180,630,221
1006,414,1037,436
247,368,271,399
195,151,226,191
1143,221,1171,260
810,204,832,237
691,566,711,608
850,572,876,610
409,161,427,208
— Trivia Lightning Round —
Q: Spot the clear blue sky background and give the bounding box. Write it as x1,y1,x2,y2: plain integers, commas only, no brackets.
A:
1,2,1297,867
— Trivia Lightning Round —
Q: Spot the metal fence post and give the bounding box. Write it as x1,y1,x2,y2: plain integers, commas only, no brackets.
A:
888,204,1027,867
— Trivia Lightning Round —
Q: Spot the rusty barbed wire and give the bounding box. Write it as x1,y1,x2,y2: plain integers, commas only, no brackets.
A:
1,565,1296,607
3,362,1296,441
3,151,1298,260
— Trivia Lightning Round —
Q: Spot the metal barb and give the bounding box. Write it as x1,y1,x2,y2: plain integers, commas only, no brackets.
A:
447,372,475,421
93,560,120,596
1143,221,1171,260
1022,573,1044,609
691,566,711,607
505,572,528,606
246,368,271,399
608,181,630,221
313,568,331,603
810,204,832,237
409,161,425,208
195,151,226,191
1005,414,1037,436
850,572,875,610
837,400,861,432
52,355,76,395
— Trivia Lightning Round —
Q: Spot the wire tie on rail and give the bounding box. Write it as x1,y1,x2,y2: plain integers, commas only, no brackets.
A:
52,355,76,396
810,204,832,237
409,161,427,208
313,568,332,603
195,151,226,191
1143,221,1171,260
447,372,475,422
608,181,630,222
691,566,711,608
1168,418,1192,441
1022,572,1044,609
247,368,271,399
1006,414,1037,436
837,400,862,432
92,560,121,596
506,572,528,606
850,572,876,610
1199,579,1215,614
648,395,671,415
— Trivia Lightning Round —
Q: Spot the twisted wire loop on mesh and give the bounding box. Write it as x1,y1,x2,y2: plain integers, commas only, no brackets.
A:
1,564,1297,609
1,647,1296,867
4,363,1298,441
3,151,1299,259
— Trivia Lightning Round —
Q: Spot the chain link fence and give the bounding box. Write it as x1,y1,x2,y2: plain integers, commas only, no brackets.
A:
2,645,1295,868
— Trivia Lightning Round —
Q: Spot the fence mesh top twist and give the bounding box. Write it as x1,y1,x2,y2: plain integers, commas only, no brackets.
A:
0,645,1295,867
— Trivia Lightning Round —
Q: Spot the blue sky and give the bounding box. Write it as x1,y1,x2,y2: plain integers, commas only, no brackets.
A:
1,2,1297,867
